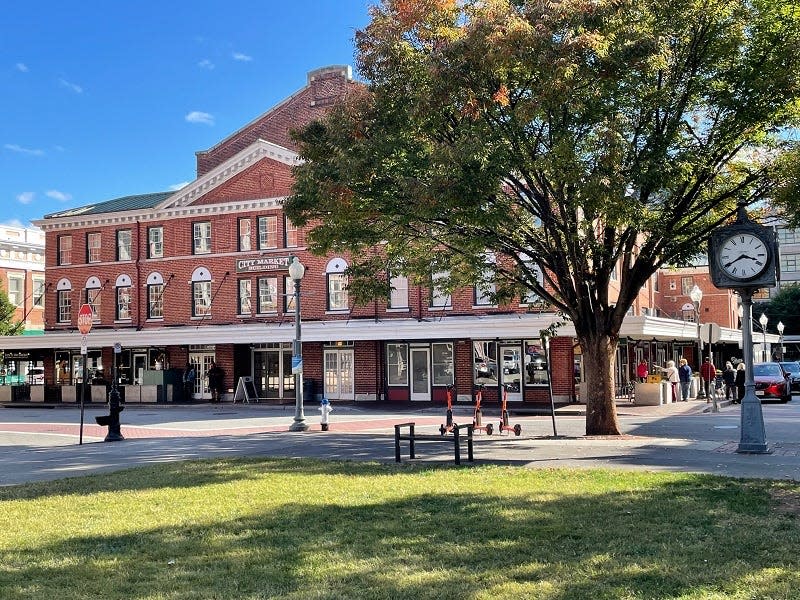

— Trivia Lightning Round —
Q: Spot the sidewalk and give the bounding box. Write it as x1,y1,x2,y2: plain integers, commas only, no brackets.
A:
1,398,797,486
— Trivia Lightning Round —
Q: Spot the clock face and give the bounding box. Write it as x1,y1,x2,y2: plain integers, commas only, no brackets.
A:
718,233,769,280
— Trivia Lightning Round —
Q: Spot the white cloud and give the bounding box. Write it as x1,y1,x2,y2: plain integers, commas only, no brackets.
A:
169,181,190,191
4,143,44,156
59,78,83,93
185,111,214,125
232,52,252,62
0,218,26,228
45,190,72,202
17,192,35,204
16,63,28,72
197,59,215,70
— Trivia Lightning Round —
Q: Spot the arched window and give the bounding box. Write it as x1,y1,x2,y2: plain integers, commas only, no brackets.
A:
326,258,348,311
85,276,102,322
191,267,212,317
56,278,72,323
116,274,132,321
147,272,165,319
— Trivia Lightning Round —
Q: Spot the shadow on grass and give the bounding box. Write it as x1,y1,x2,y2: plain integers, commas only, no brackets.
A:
2,460,800,599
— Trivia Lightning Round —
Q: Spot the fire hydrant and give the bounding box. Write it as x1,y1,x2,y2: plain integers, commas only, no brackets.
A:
319,398,332,431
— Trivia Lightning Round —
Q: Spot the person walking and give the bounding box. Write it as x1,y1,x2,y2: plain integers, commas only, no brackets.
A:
700,357,717,403
678,358,693,401
207,361,225,403
183,363,196,401
735,362,746,404
722,361,737,402
636,359,649,383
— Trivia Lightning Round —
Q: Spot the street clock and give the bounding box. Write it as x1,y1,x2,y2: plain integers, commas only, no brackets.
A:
708,206,778,289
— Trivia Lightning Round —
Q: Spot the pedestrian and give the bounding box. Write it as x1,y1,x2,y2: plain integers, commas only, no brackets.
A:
700,357,717,403
183,362,196,401
722,361,737,402
207,361,225,403
636,359,649,383
658,360,680,402
678,358,692,401
735,362,746,404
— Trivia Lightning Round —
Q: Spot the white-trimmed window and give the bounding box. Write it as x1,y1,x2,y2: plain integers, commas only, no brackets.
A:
191,267,212,317
85,276,102,322
87,233,101,263
193,222,211,255
238,279,252,315
146,272,164,319
285,216,299,248
58,235,72,266
389,275,409,310
148,226,163,258
326,258,348,311
238,218,252,251
7,273,24,306
116,275,132,320
387,343,408,386
430,271,451,308
258,277,278,313
258,216,278,250
474,253,496,306
284,276,296,313
32,276,45,308
117,230,132,261
432,342,454,386
57,292,71,323
521,261,545,306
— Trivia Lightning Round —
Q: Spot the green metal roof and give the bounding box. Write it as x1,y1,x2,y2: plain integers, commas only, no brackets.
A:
43,191,174,219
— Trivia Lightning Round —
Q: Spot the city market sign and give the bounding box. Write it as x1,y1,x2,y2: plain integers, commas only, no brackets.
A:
236,256,291,273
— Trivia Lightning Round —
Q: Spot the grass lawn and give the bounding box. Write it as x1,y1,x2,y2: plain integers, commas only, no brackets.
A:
1,459,800,599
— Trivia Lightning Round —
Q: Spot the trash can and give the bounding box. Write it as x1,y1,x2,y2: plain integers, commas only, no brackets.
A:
303,378,315,402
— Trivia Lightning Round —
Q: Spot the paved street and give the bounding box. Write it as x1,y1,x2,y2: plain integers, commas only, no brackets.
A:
2,397,800,486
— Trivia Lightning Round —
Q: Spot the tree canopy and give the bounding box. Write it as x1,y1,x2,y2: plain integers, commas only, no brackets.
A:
287,0,800,434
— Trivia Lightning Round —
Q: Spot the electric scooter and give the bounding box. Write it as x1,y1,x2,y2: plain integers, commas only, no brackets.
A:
472,384,493,435
498,383,522,436
439,385,457,435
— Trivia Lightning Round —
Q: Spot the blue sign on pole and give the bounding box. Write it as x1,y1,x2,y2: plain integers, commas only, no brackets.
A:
292,355,303,374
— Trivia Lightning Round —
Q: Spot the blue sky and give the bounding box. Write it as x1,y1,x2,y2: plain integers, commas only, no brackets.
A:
1,1,372,229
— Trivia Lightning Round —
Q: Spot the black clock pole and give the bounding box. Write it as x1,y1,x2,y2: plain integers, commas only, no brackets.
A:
737,289,770,454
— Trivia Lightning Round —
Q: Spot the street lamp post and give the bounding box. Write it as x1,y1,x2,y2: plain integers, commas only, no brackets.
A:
759,313,768,363
778,321,785,362
689,284,704,399
288,256,309,432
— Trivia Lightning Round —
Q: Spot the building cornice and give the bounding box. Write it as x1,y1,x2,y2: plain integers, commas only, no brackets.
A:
34,139,299,232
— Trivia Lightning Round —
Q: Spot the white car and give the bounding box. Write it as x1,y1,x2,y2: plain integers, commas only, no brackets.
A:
27,367,45,385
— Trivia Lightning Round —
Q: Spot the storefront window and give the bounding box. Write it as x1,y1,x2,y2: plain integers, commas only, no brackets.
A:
387,343,408,386
474,341,498,383
431,343,454,386
524,340,549,385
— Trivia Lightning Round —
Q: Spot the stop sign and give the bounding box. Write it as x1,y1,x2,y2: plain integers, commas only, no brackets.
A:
77,304,94,335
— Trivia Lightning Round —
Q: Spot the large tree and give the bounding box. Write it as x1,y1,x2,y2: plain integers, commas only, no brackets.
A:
286,0,800,435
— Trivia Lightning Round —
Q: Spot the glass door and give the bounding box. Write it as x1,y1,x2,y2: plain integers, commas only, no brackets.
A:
410,347,430,401
500,345,523,401
190,352,215,400
324,349,354,400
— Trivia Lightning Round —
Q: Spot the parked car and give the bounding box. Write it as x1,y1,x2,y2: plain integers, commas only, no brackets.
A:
779,361,800,393
474,356,497,380
753,362,792,403
502,350,520,374
27,367,45,385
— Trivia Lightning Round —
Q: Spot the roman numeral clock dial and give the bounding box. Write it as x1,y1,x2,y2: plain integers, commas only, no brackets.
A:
718,233,768,280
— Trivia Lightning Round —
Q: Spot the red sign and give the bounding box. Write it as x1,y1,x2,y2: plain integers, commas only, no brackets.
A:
77,304,94,335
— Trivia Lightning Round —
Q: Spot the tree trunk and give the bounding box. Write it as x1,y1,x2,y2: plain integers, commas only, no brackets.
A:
581,333,622,436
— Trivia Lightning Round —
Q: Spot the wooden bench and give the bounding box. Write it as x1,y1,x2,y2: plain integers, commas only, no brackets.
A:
394,422,474,465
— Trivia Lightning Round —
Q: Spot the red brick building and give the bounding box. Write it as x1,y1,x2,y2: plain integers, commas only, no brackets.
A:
0,66,759,406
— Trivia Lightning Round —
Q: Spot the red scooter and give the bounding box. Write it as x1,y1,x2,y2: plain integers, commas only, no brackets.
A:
472,384,493,435
439,385,457,435
498,384,522,436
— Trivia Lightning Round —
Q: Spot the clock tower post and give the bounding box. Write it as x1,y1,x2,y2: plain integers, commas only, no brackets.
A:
707,204,777,454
